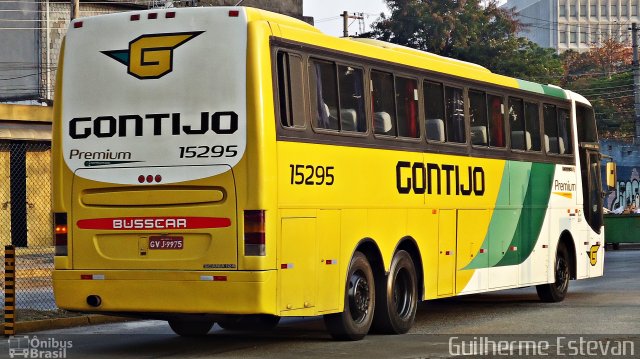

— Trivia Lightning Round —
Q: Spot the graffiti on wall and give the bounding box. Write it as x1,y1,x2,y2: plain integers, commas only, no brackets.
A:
605,168,640,210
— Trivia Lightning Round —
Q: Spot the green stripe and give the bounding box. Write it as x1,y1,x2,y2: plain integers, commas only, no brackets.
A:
496,162,555,266
464,162,555,269
517,79,567,99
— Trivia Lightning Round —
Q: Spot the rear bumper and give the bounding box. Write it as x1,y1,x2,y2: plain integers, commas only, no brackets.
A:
53,270,276,315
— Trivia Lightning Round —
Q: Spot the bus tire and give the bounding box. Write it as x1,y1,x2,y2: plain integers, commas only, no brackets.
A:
168,319,214,337
217,315,280,331
536,243,570,302
323,251,375,341
372,250,418,334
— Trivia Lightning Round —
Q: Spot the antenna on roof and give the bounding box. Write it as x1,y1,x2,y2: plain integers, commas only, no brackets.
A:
234,0,244,6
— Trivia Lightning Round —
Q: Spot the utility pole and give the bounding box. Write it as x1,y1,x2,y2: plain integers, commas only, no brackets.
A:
71,0,79,20
340,11,364,38
632,23,640,143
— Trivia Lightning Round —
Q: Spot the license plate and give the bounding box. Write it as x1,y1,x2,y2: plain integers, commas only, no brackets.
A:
149,236,184,250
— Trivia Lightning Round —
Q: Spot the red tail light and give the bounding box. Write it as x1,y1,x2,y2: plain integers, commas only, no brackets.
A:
244,210,265,256
54,213,68,256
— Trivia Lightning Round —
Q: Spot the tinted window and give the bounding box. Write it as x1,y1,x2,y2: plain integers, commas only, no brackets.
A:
488,95,505,147
371,70,396,135
424,81,445,142
309,59,339,130
509,97,526,150
543,104,560,153
395,76,419,138
309,59,366,133
469,90,488,146
576,104,598,143
525,102,541,151
338,65,366,132
445,86,465,143
276,52,305,128
558,108,573,154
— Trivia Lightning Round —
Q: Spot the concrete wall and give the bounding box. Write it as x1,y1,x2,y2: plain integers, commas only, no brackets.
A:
0,1,40,101
505,0,555,48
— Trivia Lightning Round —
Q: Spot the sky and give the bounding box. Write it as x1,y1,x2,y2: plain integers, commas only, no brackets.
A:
303,0,389,37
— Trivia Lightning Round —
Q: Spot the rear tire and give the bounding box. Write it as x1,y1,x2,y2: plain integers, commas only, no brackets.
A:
324,251,375,341
168,319,214,337
372,250,418,334
536,243,570,302
217,315,280,331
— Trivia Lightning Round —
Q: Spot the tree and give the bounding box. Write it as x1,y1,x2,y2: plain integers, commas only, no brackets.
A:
365,0,563,81
561,39,634,138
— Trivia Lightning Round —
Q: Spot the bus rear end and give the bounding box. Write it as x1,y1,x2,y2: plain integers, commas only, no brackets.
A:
52,7,276,325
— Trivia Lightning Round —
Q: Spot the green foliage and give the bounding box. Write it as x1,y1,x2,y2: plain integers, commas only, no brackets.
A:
365,0,563,81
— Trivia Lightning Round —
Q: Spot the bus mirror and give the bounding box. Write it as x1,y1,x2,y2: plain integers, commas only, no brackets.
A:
606,162,617,189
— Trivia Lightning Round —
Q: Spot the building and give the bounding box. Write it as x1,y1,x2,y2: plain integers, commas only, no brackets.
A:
504,0,640,52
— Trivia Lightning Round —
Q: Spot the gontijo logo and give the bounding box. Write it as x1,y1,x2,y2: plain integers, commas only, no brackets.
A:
102,31,204,79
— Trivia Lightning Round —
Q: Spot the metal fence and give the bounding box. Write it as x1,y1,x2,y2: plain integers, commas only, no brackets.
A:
0,141,56,313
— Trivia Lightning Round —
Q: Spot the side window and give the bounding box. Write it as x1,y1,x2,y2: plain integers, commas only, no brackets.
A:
395,76,419,138
509,97,526,150
576,104,598,143
309,59,366,133
558,108,573,154
488,95,505,147
543,104,560,154
309,59,339,130
469,89,488,146
338,65,366,132
371,70,396,136
424,81,445,142
525,102,541,151
276,51,305,128
445,86,465,143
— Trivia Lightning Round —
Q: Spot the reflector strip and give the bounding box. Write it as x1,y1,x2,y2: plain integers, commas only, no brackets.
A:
479,248,486,254
542,245,549,248
325,259,337,265
509,246,518,251
280,263,294,269
73,21,83,28
81,274,105,280
200,275,227,281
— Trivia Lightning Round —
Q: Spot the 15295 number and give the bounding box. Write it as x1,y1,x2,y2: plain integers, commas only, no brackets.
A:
289,164,334,186
179,145,238,158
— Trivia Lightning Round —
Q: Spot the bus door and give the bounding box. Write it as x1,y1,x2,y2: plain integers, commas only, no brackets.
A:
579,146,604,276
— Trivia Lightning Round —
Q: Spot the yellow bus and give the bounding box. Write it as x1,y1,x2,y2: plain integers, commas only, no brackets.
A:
52,7,612,340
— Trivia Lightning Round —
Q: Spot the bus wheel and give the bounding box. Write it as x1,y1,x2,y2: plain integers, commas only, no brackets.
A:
536,243,570,302
372,250,417,334
217,315,280,331
324,251,375,341
168,319,214,337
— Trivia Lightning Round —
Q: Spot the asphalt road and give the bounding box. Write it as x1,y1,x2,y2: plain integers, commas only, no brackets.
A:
1,247,639,358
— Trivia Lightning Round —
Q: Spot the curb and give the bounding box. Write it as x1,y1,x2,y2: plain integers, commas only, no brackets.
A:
1,315,134,333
